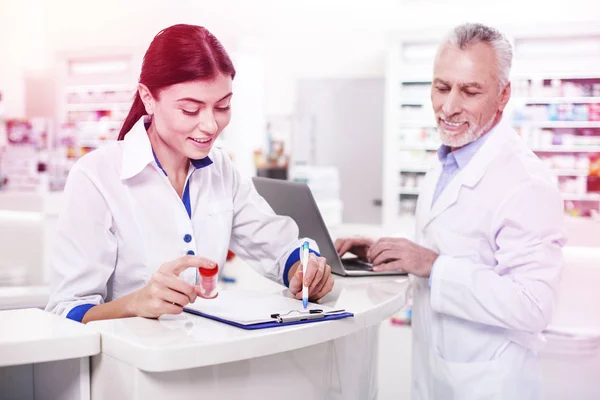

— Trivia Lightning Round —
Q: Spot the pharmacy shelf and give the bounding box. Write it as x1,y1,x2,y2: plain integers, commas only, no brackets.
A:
401,79,432,84
65,84,135,93
66,103,132,111
562,193,600,202
513,97,600,105
398,187,421,195
514,121,600,129
79,139,116,147
512,71,600,81
76,138,229,150
400,100,430,106
75,120,122,126
552,169,590,177
532,146,600,153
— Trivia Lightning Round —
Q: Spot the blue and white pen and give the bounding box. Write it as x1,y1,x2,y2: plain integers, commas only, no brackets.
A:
301,241,309,309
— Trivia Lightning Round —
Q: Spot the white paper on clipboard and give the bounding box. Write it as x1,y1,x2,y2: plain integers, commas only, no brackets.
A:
185,289,337,325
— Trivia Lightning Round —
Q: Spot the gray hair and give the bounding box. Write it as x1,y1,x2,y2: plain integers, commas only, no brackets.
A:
443,23,513,90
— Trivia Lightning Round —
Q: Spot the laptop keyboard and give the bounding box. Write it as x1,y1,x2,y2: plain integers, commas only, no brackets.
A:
343,259,374,271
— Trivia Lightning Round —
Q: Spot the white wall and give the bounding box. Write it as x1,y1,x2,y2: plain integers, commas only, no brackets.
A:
0,0,598,117
0,0,48,117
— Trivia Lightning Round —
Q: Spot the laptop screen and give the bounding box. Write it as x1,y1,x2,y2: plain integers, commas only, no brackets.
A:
251,177,343,269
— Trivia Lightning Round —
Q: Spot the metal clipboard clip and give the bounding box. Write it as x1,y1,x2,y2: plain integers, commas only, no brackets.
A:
270,309,346,324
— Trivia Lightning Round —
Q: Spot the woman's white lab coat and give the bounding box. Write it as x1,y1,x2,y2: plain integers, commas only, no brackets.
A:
46,117,316,318
411,120,567,399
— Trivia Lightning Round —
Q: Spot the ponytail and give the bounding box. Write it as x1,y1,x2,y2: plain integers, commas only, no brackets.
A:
118,93,146,140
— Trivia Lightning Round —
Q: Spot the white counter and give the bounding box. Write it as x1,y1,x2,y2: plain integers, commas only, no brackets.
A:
0,285,49,311
89,274,408,372
0,191,63,215
0,308,100,400
0,308,99,367
0,191,63,286
87,260,409,400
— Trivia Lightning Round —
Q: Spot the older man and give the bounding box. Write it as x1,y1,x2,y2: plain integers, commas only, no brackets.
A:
336,23,566,399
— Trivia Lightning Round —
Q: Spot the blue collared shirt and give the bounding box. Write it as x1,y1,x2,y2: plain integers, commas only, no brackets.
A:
431,133,492,207
428,127,497,287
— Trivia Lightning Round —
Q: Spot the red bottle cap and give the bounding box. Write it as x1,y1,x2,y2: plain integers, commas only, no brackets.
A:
199,264,219,277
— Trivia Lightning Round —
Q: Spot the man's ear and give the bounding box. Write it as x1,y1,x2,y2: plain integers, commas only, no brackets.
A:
138,83,154,115
498,81,511,113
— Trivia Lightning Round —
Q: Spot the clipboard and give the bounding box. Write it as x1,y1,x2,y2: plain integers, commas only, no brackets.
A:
183,289,354,330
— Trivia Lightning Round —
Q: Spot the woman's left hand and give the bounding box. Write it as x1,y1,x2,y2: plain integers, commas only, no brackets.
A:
288,253,335,301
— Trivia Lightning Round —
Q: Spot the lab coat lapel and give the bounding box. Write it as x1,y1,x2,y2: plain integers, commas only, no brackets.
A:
420,122,510,231
415,163,442,238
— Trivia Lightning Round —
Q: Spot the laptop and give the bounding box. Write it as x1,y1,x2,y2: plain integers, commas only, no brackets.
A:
252,177,406,277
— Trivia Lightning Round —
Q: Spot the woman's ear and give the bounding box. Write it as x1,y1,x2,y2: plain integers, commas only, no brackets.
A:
138,83,155,115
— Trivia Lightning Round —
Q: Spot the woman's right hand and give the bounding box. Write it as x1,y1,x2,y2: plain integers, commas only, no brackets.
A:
128,255,217,319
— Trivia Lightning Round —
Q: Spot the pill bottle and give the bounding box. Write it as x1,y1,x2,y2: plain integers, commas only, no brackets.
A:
198,264,219,298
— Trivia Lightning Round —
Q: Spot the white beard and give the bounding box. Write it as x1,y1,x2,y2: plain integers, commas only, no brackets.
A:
438,115,496,147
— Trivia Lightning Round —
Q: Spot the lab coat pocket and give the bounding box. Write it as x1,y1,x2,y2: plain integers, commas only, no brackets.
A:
430,350,503,400
434,227,487,260
204,201,234,216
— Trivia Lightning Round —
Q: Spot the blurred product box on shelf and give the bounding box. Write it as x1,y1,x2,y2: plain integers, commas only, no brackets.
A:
400,82,431,99
399,105,435,123
289,165,343,227
558,176,588,195
0,118,92,193
399,198,418,215
572,104,590,121
517,104,598,122
521,79,598,98
588,103,600,121
523,128,600,148
588,155,600,193
398,149,437,165
399,173,425,189
579,129,600,146
253,136,289,172
399,127,438,145
561,81,586,97
587,176,600,193
512,80,530,97
539,154,590,170
63,84,134,145
564,200,599,218
5,119,48,147
0,118,49,192
66,87,134,104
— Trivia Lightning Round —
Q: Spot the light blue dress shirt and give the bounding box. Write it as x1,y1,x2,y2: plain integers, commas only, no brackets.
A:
428,128,496,287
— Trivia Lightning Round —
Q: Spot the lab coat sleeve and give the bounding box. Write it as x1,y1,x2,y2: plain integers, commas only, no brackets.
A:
430,181,566,334
45,165,117,318
227,167,318,286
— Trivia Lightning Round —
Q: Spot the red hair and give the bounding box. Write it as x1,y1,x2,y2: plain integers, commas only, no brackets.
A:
118,24,236,140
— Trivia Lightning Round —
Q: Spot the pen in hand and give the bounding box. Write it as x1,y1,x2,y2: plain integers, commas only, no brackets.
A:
301,241,309,309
